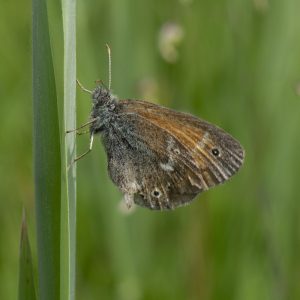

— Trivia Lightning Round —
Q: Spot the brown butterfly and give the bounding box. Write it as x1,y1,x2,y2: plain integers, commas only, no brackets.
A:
68,46,245,211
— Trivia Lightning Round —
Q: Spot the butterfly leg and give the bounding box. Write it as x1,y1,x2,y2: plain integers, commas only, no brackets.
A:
65,117,98,134
67,133,94,170
74,133,94,162
76,129,89,136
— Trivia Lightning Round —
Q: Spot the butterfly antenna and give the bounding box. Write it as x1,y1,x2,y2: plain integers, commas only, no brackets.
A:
106,43,112,90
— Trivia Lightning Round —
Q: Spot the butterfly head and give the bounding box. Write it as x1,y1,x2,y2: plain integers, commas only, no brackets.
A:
90,85,118,132
92,85,117,107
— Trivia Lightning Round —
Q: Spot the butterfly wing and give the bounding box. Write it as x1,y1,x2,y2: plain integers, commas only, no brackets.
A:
106,99,244,210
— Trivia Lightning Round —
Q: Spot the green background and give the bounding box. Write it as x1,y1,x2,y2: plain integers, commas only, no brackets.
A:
1,0,300,299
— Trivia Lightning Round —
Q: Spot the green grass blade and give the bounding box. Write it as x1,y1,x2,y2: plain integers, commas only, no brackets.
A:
61,0,77,299
18,210,37,300
32,0,61,298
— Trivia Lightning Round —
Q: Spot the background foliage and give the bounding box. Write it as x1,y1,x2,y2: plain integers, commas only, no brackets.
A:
1,0,300,299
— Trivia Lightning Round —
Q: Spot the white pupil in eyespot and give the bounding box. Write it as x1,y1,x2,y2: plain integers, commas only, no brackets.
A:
212,148,220,156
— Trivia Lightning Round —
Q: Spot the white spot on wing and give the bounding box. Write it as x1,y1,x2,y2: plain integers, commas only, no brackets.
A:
174,148,180,154
188,175,202,189
160,162,174,172
127,181,140,193
167,137,180,156
197,132,210,149
123,193,134,209
167,137,176,151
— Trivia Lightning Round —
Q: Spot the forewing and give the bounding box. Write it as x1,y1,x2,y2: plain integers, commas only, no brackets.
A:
114,99,245,210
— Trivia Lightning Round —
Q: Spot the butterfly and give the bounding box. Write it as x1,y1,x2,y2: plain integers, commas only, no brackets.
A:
67,46,245,211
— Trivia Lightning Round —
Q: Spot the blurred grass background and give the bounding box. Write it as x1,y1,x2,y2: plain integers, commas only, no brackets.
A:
1,0,300,299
